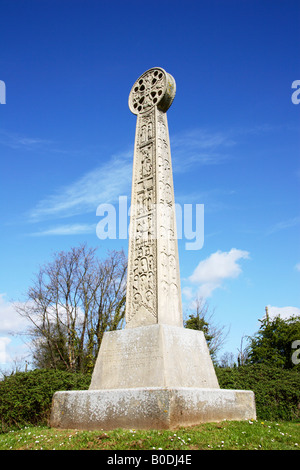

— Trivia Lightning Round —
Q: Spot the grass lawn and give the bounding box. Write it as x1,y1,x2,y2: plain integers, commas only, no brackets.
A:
0,420,299,450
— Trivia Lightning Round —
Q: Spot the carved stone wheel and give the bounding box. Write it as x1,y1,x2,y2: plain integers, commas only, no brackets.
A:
129,67,176,114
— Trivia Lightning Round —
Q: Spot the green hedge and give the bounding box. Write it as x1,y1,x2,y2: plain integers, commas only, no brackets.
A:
1,365,299,432
0,369,91,432
216,364,300,421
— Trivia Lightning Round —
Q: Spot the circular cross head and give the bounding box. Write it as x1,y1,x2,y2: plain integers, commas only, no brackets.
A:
129,67,176,115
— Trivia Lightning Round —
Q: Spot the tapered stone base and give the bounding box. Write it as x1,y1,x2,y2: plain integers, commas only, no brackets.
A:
50,387,256,431
89,325,220,390
50,325,256,430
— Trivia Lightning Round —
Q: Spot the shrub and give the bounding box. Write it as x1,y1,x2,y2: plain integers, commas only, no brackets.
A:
0,369,91,432
216,364,300,421
1,364,299,432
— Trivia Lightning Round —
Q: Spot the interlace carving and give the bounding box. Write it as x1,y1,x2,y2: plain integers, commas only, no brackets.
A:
129,69,165,114
126,68,182,328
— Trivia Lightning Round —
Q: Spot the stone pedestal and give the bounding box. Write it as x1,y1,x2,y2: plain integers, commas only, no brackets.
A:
50,325,256,430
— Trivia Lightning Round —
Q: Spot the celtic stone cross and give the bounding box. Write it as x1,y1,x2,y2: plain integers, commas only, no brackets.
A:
126,67,183,328
50,68,256,430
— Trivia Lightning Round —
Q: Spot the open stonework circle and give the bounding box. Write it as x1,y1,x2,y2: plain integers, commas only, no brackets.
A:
129,67,176,114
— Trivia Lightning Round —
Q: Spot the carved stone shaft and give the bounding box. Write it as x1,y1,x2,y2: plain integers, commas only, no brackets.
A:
126,67,182,328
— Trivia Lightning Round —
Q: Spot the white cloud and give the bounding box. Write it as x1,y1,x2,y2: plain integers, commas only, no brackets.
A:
0,293,30,334
189,248,250,298
264,305,300,321
0,294,89,366
0,295,35,366
182,286,194,300
0,337,11,364
0,336,31,368
295,263,300,272
28,150,133,222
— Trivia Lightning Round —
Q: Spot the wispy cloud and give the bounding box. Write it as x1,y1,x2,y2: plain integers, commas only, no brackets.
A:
0,129,53,150
28,223,97,237
188,248,250,298
170,122,296,173
28,149,133,222
266,216,300,235
0,128,92,157
24,127,235,233
171,128,236,172
24,126,240,232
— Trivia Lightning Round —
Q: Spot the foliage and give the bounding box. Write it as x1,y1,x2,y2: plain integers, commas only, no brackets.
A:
185,314,214,341
246,315,300,369
0,369,91,433
15,244,127,373
1,364,299,434
216,364,300,421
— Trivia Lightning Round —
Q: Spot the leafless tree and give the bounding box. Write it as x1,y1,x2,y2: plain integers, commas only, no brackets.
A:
237,335,250,366
184,296,229,361
218,351,236,368
15,244,127,373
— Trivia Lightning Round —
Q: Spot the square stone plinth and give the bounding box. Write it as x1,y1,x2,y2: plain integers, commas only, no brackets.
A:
50,387,256,431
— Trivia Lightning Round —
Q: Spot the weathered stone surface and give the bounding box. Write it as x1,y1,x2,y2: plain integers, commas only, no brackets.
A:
50,387,256,431
89,325,220,390
50,67,256,431
126,67,182,329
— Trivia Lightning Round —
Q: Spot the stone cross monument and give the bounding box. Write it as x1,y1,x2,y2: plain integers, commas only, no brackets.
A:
126,67,182,329
87,67,219,391
50,68,256,430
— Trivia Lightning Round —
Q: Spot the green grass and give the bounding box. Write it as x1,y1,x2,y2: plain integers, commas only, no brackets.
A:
0,420,299,450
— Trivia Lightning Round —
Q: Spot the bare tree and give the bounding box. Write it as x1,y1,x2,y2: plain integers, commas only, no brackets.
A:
218,351,236,368
15,244,127,373
237,335,250,366
184,296,229,361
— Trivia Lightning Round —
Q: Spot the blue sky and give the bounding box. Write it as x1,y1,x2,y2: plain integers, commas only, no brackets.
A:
0,0,299,368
